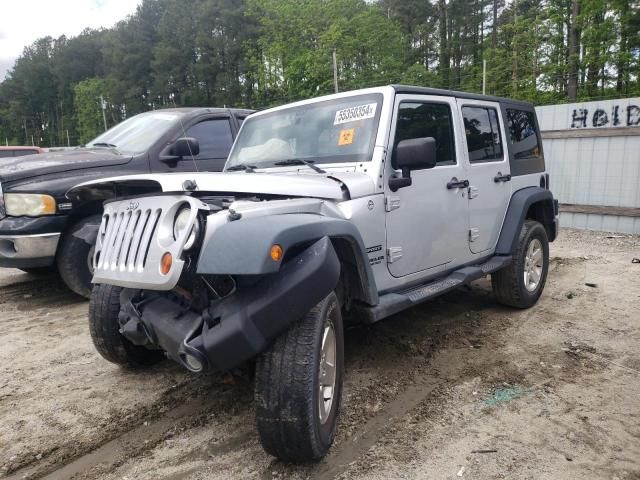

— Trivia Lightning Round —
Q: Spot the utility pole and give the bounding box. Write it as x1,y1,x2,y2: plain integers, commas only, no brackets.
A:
5,137,8,147
99,95,108,131
482,59,487,95
332,49,339,93
66,129,71,147
31,135,34,146
23,119,28,145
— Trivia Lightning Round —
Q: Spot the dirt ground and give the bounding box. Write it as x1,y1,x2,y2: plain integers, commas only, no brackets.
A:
0,228,639,480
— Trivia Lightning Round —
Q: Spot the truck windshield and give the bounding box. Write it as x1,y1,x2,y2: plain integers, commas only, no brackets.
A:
226,93,383,169
86,111,182,155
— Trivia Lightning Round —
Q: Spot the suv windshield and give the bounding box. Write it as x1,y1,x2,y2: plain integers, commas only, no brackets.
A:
226,93,383,169
86,111,182,155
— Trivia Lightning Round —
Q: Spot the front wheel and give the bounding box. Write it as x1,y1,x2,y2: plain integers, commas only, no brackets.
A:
492,220,549,308
89,284,164,368
255,291,344,462
57,215,101,298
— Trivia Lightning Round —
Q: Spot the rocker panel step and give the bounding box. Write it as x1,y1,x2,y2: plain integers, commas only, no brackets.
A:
354,255,512,324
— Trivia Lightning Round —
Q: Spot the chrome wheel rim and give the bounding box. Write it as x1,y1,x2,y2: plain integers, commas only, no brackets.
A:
524,238,543,292
318,321,337,424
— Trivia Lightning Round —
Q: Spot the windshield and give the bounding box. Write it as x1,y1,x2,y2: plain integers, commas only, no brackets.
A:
86,111,182,154
226,93,383,169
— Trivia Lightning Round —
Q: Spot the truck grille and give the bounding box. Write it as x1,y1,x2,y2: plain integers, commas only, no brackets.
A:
93,195,208,290
97,208,161,272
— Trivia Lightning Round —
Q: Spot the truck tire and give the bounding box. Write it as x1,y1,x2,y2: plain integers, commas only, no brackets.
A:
56,215,101,298
89,284,164,368
255,291,344,462
492,220,549,309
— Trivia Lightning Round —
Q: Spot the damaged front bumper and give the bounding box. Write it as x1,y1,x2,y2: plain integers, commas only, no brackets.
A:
117,236,340,372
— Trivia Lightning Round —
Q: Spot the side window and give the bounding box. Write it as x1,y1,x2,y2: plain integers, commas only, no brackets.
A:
462,106,503,163
506,109,541,159
394,102,456,166
184,119,234,159
0,151,12,158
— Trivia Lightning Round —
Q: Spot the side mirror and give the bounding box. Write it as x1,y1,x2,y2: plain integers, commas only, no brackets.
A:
172,137,200,158
389,137,437,191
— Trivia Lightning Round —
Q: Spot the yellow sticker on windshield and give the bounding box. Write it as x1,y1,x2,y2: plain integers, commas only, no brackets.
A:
338,128,355,146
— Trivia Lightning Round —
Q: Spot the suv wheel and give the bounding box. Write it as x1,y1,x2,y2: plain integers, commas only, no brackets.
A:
89,284,164,368
255,291,344,462
492,220,549,308
56,215,101,298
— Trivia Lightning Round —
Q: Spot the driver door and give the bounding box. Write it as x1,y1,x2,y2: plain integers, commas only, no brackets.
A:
385,95,469,278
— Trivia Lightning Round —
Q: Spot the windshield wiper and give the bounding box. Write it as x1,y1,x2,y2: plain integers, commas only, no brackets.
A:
226,164,257,172
91,142,118,148
274,158,326,174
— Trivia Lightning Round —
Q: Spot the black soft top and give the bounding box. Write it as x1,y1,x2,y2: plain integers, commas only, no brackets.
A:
391,85,534,109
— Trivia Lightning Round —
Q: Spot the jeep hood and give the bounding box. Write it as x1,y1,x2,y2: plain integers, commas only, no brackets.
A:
68,171,376,202
0,148,133,183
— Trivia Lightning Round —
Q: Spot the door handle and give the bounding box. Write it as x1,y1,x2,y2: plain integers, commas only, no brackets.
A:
494,172,511,183
447,177,469,189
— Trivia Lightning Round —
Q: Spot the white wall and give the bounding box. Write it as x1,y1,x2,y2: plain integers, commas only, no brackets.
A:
535,98,640,234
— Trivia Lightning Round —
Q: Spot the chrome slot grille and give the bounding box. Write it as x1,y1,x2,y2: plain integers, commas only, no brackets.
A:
97,208,162,272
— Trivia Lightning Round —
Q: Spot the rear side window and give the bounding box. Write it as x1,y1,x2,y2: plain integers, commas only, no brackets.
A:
506,109,541,159
394,102,456,166
184,119,234,159
462,106,503,162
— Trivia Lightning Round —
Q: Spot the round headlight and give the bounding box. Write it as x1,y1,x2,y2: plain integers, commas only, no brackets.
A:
173,207,199,250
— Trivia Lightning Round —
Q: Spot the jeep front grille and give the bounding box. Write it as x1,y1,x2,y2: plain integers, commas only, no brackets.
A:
92,195,208,290
97,208,161,272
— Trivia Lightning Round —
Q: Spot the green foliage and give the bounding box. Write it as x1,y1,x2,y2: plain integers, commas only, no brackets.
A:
0,0,638,147
74,78,107,144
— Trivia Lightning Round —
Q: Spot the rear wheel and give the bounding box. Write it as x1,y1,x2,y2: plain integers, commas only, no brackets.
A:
255,291,344,462
89,284,164,368
492,220,549,308
57,215,101,298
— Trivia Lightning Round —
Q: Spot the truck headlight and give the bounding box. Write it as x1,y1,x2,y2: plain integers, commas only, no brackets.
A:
4,193,56,216
173,206,199,250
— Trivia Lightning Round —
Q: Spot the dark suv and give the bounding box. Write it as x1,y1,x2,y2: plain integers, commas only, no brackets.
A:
0,107,253,297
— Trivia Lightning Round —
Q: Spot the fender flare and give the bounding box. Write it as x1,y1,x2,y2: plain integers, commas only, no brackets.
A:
196,213,379,305
495,187,557,255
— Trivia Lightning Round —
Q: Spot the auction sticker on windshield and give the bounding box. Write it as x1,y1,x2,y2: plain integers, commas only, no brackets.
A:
334,103,377,125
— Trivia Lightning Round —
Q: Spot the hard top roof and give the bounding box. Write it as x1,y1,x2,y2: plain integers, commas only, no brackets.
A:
136,107,255,117
391,85,534,108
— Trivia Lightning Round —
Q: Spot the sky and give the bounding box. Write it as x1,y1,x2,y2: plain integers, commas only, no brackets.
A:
0,0,143,80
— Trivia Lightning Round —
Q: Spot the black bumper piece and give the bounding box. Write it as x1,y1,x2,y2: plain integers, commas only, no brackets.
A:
119,236,341,372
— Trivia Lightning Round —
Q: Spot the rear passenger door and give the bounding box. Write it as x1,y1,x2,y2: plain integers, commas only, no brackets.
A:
457,100,512,254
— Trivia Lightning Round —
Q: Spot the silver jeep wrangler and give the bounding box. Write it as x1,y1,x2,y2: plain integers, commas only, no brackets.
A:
70,85,558,462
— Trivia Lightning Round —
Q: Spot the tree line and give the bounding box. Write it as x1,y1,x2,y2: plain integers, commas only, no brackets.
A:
0,0,638,147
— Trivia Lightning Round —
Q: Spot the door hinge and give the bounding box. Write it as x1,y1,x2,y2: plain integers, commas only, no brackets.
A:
385,195,401,212
468,186,479,199
387,246,403,263
469,228,480,242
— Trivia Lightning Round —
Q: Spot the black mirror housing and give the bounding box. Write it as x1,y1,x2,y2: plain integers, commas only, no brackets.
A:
173,137,200,157
389,137,437,192
394,137,437,170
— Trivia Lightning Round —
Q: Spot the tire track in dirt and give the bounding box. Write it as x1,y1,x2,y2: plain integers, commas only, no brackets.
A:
4,378,254,480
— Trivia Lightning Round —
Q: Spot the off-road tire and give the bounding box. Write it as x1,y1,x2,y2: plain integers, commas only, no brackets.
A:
89,284,164,368
492,220,549,309
255,291,344,462
56,215,101,298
